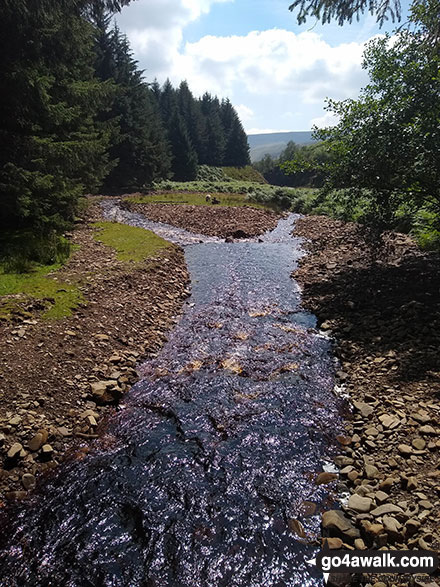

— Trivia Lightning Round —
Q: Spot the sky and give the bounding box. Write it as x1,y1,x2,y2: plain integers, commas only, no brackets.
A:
115,0,410,134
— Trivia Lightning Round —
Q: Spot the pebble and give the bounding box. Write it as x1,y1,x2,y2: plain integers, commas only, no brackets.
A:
7,442,23,459
22,473,36,491
315,472,338,485
348,494,372,513
370,504,403,516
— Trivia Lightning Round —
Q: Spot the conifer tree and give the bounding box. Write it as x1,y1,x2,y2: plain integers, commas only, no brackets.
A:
168,113,198,181
92,19,171,189
0,0,119,233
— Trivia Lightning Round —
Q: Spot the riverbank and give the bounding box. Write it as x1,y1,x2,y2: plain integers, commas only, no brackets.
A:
293,215,440,586
0,201,190,502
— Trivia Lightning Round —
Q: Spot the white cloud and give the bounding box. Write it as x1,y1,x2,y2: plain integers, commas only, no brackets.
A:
174,29,370,101
116,1,378,130
310,111,340,129
235,104,254,122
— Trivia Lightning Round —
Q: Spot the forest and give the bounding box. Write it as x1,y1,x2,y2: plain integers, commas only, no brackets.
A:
0,0,249,262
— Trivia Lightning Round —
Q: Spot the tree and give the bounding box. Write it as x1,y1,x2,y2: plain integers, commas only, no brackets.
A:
0,0,118,234
220,99,250,167
168,113,198,181
199,93,226,165
288,0,402,26
310,0,440,225
93,19,171,189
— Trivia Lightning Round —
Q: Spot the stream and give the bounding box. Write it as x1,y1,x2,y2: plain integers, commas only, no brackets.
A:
0,205,342,586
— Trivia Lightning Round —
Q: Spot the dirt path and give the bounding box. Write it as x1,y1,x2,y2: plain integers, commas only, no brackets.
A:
294,215,440,586
0,203,190,502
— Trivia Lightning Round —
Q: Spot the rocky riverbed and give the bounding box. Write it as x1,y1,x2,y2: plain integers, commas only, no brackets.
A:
0,202,190,502
293,215,440,587
123,199,281,238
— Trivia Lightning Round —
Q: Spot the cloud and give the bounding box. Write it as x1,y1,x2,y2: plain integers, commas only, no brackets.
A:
116,1,379,130
175,29,371,101
115,0,232,80
235,104,254,122
311,111,340,129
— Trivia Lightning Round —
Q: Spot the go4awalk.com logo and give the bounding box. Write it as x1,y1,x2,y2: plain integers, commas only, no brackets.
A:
307,549,439,583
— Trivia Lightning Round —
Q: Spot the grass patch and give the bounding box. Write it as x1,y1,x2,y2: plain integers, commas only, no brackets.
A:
93,221,171,263
0,262,83,320
124,192,268,210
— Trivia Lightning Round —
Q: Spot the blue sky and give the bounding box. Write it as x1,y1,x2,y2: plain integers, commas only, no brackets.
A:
115,0,410,133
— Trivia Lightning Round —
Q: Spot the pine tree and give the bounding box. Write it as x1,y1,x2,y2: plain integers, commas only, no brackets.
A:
168,112,198,181
220,99,250,167
199,93,226,165
92,21,171,189
0,0,117,233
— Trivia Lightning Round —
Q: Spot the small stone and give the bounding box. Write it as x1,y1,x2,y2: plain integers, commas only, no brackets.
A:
22,473,36,491
405,518,421,537
354,538,367,550
412,438,426,450
382,515,402,537
365,464,380,479
348,494,372,513
316,472,338,485
365,427,379,437
398,444,413,456
28,433,44,452
7,442,23,460
352,401,374,418
375,491,389,504
419,425,436,435
379,477,395,492
322,537,343,549
371,504,403,516
299,501,317,517
321,510,360,542
288,518,306,538
9,415,22,426
419,500,433,509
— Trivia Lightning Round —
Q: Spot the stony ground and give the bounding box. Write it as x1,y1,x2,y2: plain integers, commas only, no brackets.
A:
123,200,281,238
293,215,440,587
0,203,190,503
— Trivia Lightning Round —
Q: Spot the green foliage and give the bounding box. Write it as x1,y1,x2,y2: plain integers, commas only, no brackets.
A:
93,20,171,190
222,166,267,184
313,0,440,229
93,221,170,262
0,0,116,234
255,141,332,187
288,0,401,25
0,231,71,274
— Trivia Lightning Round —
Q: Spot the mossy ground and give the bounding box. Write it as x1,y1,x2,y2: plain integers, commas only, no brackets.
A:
93,221,171,263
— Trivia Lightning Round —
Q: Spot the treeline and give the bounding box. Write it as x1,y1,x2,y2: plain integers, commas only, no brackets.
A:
253,142,331,187
0,0,249,239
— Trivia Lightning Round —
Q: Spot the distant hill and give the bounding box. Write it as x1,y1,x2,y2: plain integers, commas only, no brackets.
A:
247,131,316,162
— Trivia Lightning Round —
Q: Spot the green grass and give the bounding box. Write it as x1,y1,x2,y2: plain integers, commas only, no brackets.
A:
93,221,171,263
0,261,83,320
222,166,267,184
124,192,268,210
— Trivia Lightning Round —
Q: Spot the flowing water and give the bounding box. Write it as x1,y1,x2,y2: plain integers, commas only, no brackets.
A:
0,206,342,587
